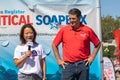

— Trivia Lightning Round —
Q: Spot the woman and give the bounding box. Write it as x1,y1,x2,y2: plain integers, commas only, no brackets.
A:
14,24,46,80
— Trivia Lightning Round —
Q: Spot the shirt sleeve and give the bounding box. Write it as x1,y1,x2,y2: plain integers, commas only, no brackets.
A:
89,28,100,46
53,28,63,47
14,46,21,59
39,45,46,59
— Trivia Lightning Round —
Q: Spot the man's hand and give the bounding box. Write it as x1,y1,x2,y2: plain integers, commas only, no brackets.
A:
57,59,66,69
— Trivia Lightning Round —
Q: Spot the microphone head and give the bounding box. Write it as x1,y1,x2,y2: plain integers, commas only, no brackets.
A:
27,40,33,47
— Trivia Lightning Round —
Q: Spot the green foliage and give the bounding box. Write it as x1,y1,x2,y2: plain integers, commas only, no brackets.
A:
101,16,120,58
102,46,115,58
101,16,120,41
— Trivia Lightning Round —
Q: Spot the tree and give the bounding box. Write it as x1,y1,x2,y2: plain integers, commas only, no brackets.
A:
101,16,120,58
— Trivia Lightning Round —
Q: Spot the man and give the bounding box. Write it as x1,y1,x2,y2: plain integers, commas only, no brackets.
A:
52,8,101,80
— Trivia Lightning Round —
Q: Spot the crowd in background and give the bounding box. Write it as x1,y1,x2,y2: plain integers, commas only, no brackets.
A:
113,58,120,80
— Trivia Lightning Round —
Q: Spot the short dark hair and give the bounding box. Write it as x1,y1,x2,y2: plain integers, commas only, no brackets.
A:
68,8,82,18
20,24,37,44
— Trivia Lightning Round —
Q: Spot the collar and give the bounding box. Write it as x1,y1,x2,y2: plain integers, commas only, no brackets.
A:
69,23,84,31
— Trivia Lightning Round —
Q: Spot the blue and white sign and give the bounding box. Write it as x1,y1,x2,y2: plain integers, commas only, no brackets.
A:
0,0,102,80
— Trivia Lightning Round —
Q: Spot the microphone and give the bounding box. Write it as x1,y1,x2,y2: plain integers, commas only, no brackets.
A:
27,40,33,50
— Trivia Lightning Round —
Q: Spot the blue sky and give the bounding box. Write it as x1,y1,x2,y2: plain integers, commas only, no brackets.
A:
101,0,120,18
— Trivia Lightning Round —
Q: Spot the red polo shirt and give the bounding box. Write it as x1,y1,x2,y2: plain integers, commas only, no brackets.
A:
53,24,100,62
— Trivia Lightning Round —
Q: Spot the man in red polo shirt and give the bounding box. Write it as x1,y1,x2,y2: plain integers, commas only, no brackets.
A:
52,8,101,80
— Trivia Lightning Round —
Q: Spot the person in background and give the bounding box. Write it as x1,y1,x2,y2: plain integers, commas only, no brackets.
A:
115,70,120,80
14,24,46,80
52,8,101,80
